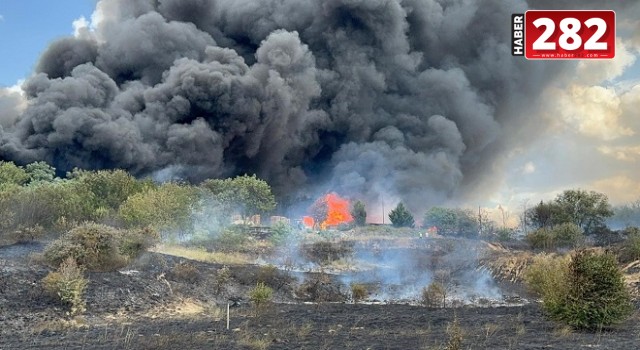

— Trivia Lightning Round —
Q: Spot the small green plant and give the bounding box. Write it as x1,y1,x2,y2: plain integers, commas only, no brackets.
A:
214,266,231,293
249,282,273,310
350,283,368,303
42,257,88,315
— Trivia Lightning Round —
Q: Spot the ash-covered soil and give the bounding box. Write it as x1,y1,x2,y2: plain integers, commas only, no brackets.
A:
1,239,640,350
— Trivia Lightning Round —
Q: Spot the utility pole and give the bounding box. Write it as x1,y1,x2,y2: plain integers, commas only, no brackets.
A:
478,206,482,236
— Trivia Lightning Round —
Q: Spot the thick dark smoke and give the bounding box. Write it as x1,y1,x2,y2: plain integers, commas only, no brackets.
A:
0,0,576,211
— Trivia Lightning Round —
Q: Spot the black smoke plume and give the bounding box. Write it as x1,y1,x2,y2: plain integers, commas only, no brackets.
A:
0,0,578,211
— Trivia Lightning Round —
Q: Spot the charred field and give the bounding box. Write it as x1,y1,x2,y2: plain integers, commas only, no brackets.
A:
2,231,640,350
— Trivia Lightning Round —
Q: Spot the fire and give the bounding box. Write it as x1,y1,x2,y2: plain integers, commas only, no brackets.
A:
309,192,352,230
302,216,315,228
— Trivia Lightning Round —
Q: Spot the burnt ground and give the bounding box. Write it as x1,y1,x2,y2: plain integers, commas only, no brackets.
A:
1,239,640,350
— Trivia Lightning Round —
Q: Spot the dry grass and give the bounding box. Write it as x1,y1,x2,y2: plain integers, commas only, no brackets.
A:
31,316,88,334
141,299,219,320
238,331,272,350
152,244,251,265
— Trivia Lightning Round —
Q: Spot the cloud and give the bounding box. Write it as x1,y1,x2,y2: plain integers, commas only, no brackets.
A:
575,39,637,85
0,82,27,128
589,175,640,204
72,16,91,38
553,84,634,140
521,162,536,175
599,145,640,162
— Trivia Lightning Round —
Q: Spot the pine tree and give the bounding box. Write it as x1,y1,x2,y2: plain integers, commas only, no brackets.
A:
351,201,367,226
389,202,415,228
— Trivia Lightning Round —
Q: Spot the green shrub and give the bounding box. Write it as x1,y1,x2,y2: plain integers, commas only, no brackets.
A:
619,227,640,263
42,257,88,315
555,250,633,329
350,283,368,303
524,254,570,311
553,223,584,248
43,223,157,271
525,250,633,329
213,227,250,252
351,201,367,227
68,169,152,211
118,183,200,233
526,223,583,250
269,222,293,245
249,282,273,309
495,228,515,242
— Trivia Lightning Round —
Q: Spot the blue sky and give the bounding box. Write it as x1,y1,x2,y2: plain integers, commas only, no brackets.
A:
0,1,96,87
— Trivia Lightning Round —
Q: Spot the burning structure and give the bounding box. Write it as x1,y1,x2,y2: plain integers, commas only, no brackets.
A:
303,193,354,230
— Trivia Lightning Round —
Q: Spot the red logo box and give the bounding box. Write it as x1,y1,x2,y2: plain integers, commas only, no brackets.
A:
524,10,615,60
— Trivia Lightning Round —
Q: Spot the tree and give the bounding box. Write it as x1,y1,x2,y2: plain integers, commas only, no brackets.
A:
525,201,564,230
25,161,56,184
118,183,200,233
201,174,276,219
351,201,367,226
423,207,457,234
68,169,152,211
423,207,479,237
554,189,613,234
388,202,414,228
525,190,614,235
0,161,29,189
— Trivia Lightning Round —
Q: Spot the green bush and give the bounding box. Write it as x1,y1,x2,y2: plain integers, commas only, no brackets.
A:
619,227,640,263
526,223,583,250
249,282,273,309
69,169,152,211
351,201,367,227
43,223,157,271
213,226,251,252
42,257,88,315
118,183,200,233
524,254,570,310
525,250,633,329
269,222,293,245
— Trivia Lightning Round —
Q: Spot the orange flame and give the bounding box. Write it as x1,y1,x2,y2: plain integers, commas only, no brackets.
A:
302,216,315,228
320,193,353,229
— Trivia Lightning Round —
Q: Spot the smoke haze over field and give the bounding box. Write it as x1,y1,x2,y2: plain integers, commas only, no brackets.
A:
1,0,637,213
